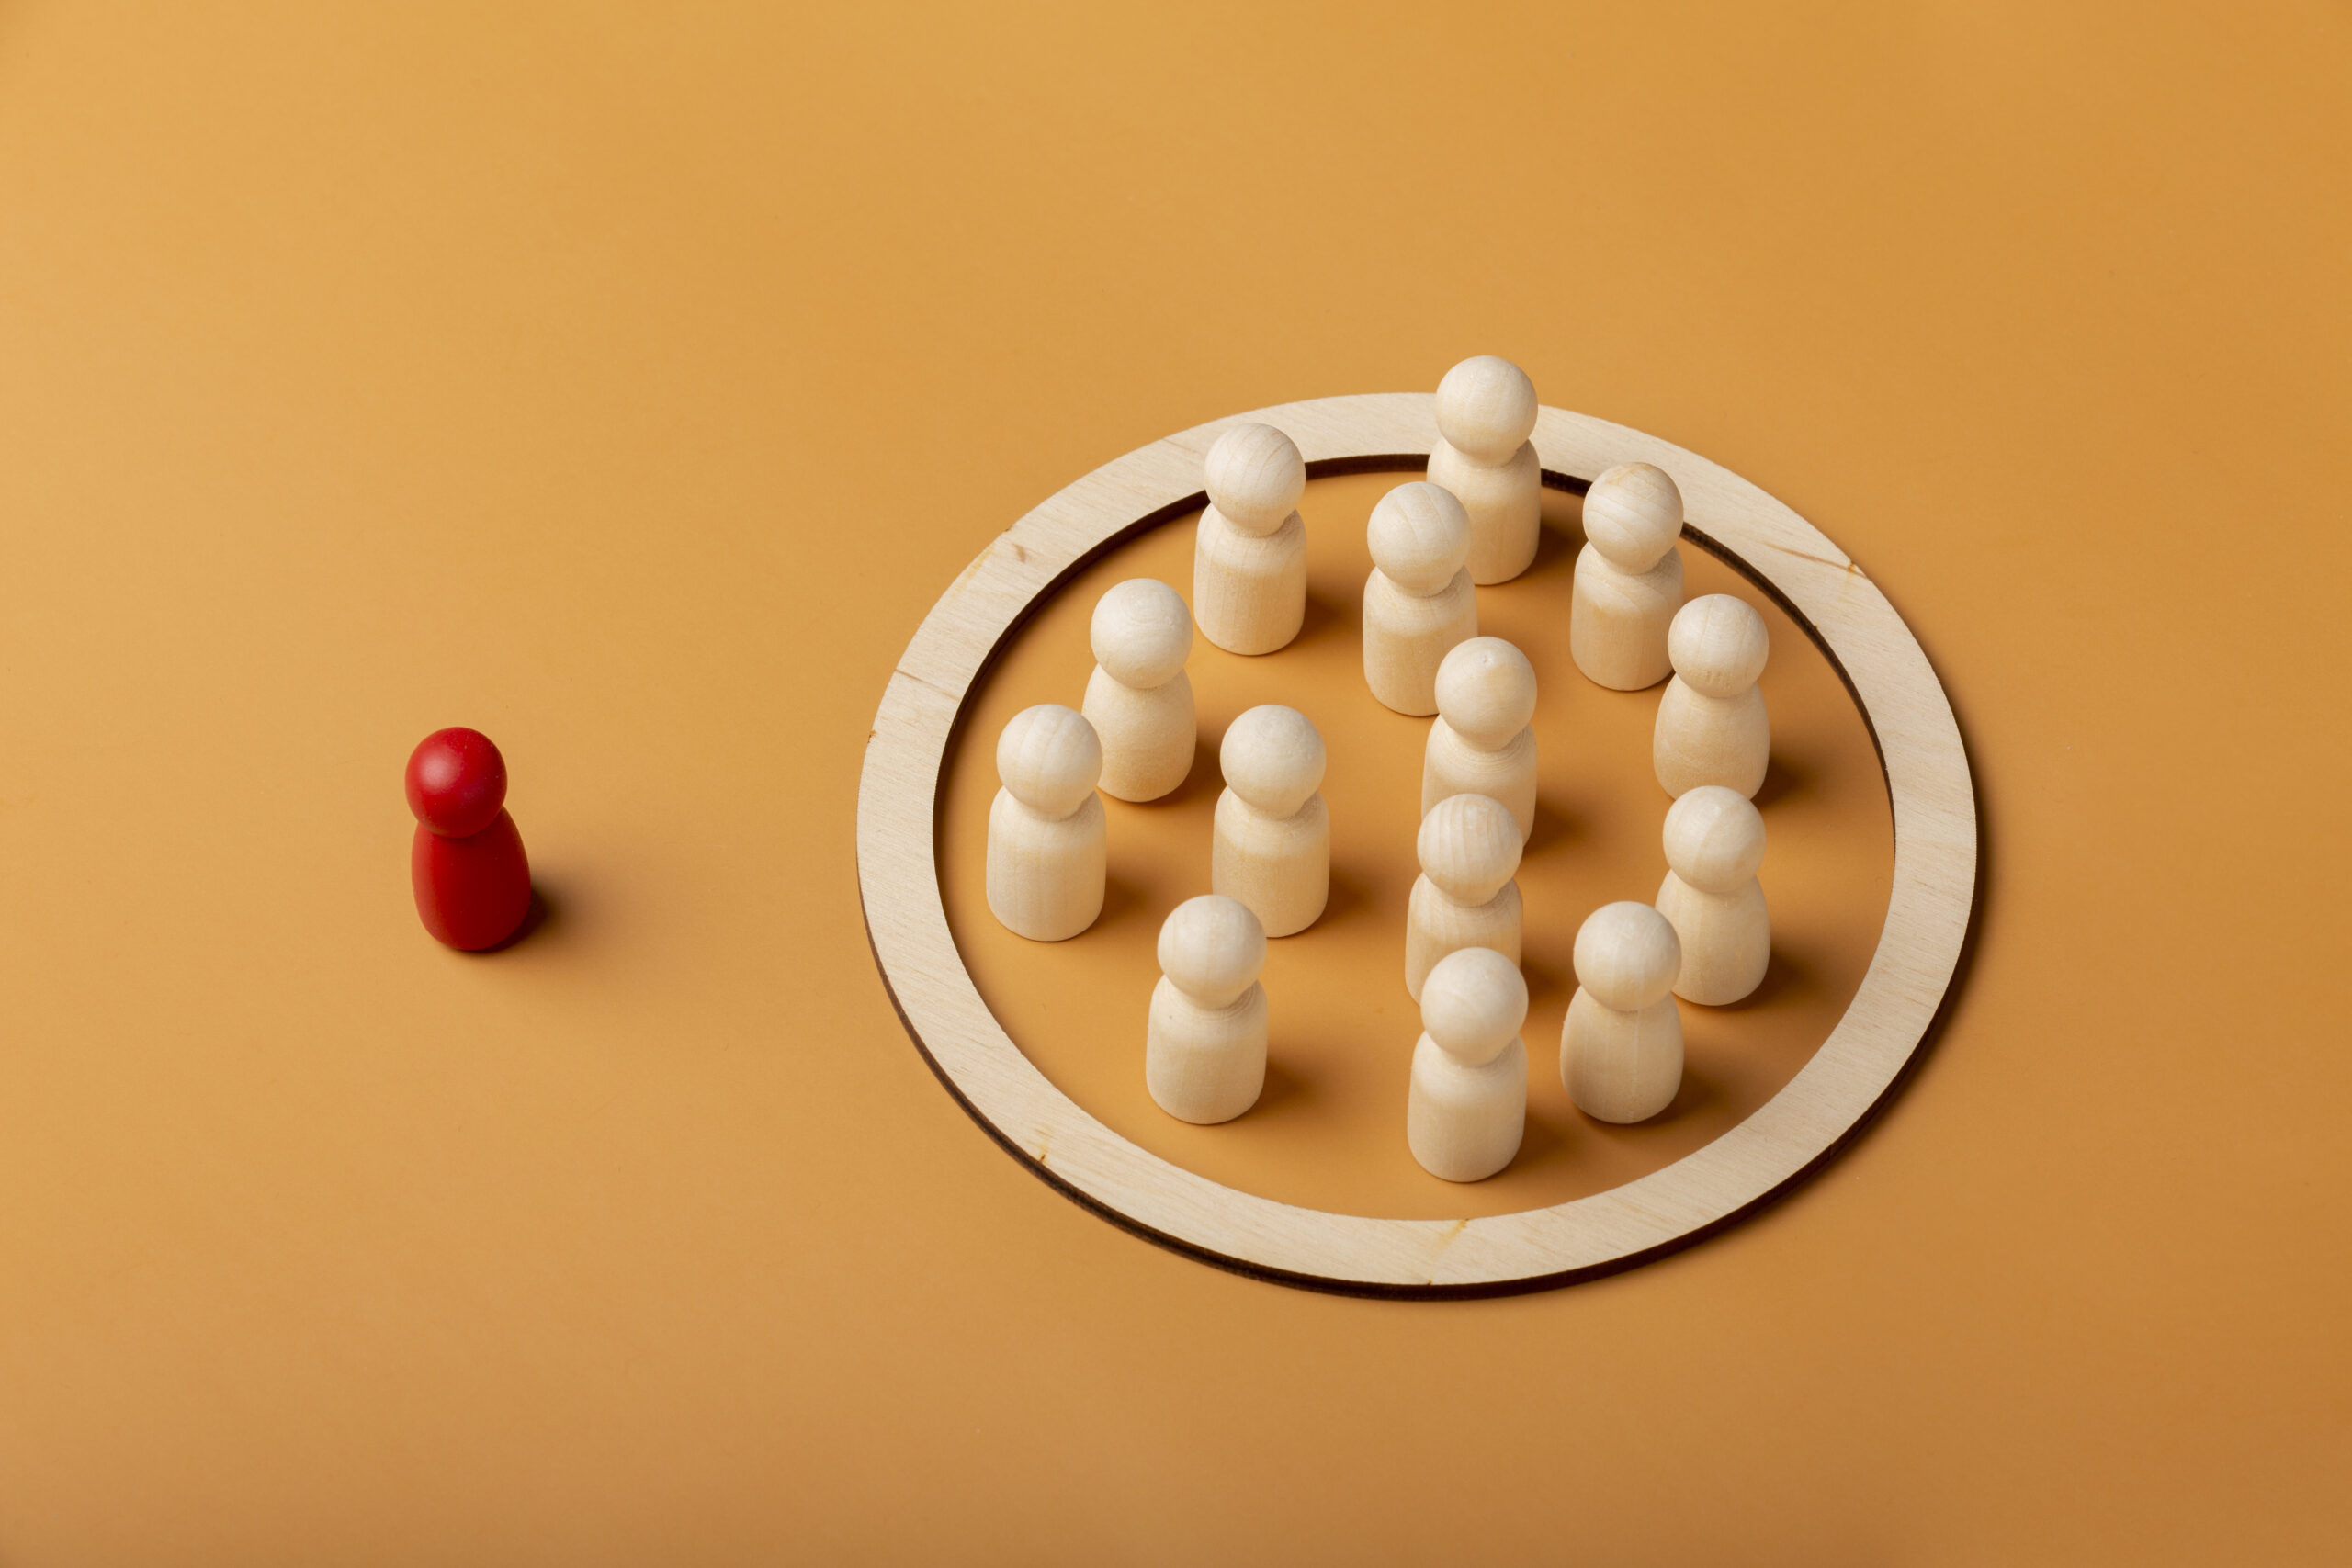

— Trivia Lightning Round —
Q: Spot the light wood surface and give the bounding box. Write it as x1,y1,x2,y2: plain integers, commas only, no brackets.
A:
1572,462,1688,691
1406,946,1532,1181
857,392,1979,1292
1561,990,1685,1124
984,704,1106,942
1082,578,1197,802
1657,786,1771,1005
1362,479,1479,715
1408,1037,1532,1183
1405,792,1524,1000
1211,704,1330,939
1655,593,1772,797
1194,423,1309,655
1561,901,1688,1123
1146,896,1269,1125
1422,637,1540,838
1429,355,1543,584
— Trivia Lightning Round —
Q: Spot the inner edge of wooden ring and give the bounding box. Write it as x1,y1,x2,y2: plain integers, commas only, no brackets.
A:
869,435,1958,1298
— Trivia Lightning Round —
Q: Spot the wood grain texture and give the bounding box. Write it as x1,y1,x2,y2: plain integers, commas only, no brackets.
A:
857,393,1976,1295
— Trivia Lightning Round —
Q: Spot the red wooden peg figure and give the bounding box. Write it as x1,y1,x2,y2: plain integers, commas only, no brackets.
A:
406,727,532,951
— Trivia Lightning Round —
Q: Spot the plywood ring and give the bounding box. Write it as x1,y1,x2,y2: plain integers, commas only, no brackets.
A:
857,393,1975,1296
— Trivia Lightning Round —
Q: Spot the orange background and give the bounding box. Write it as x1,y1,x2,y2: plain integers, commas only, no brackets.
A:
2,4,2346,1562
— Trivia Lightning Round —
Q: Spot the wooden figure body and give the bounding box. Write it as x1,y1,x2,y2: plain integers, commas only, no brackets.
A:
1363,481,1477,715
1081,577,1196,801
1212,705,1329,937
1426,355,1542,585
1145,895,1269,1124
1654,593,1770,798
986,705,1106,942
1405,792,1522,1001
1406,946,1529,1182
1193,423,1307,655
406,726,531,952
1655,785,1770,1005
1560,901,1684,1122
1570,462,1686,691
1421,636,1538,839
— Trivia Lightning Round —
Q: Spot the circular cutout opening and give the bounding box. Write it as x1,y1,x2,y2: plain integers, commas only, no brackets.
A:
937,469,1894,1222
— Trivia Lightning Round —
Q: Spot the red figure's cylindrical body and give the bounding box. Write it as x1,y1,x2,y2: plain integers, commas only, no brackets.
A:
406,728,532,951
411,808,532,951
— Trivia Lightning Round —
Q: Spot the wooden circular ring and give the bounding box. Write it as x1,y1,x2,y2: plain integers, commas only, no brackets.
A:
857,393,1975,1296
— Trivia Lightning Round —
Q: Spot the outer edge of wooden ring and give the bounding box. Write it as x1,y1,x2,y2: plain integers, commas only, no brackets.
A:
855,393,1977,1297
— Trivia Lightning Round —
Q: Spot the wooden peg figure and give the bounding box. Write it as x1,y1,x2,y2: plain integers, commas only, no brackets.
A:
1653,594,1770,798
1363,480,1477,715
986,704,1106,942
406,727,532,952
1212,705,1329,937
1194,423,1307,655
1406,946,1529,1182
1656,785,1770,1005
1406,793,1523,1002
1146,895,1269,1124
1082,578,1196,801
1570,462,1685,691
1427,355,1542,584
1560,901,1683,1122
1422,636,1538,840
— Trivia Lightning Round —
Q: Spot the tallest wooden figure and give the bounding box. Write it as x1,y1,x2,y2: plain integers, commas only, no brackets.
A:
1427,355,1543,585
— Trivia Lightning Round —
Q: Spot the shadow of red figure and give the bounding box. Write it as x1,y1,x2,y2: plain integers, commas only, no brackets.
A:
406,727,531,952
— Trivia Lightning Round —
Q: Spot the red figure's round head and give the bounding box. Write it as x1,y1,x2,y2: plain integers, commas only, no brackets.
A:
406,728,508,838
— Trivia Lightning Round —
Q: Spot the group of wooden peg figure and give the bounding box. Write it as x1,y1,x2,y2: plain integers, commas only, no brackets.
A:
985,358,1774,1183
